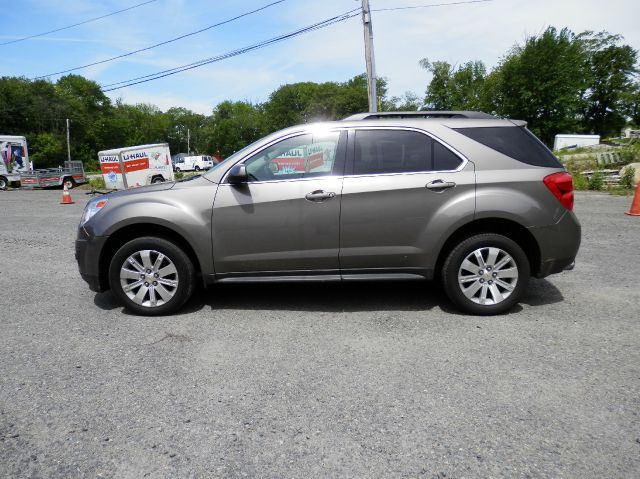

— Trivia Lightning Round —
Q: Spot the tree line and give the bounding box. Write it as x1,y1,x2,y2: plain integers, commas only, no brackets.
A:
0,26,637,169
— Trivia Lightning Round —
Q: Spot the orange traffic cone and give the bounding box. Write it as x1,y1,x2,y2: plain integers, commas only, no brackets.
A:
625,183,640,216
61,183,74,205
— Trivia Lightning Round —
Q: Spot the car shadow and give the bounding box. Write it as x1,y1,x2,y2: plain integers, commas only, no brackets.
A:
93,278,564,316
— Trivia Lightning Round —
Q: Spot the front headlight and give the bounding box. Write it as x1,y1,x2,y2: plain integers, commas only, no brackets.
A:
81,198,108,225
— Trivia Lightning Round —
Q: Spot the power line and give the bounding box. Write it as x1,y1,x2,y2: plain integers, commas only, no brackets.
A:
372,0,492,12
101,8,361,92
0,0,158,46
33,0,286,80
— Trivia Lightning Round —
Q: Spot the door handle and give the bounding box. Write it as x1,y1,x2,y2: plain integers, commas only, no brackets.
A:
426,180,456,191
305,190,336,202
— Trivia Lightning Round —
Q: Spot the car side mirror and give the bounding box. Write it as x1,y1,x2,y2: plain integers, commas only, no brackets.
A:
227,164,248,184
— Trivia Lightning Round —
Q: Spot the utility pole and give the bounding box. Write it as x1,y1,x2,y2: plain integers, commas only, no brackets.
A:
66,118,71,162
187,128,190,154
361,0,377,112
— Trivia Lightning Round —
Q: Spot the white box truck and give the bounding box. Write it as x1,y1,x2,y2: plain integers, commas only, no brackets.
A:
98,143,174,190
173,154,215,172
0,135,29,190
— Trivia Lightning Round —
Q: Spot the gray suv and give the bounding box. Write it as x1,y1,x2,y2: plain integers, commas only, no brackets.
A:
76,112,580,316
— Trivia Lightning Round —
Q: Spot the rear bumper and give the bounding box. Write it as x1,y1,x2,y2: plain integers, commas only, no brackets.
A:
529,210,581,278
75,228,109,292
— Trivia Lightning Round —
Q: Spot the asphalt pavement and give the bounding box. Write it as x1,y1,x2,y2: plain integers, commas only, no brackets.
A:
0,189,638,478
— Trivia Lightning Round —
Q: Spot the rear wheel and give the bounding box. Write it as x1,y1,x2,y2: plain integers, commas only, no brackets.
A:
442,233,530,315
151,176,164,184
0,176,7,190
108,236,195,316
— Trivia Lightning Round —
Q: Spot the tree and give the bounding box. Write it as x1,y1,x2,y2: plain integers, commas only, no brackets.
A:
420,59,488,111
577,31,638,136
491,27,589,145
420,59,454,109
165,107,206,154
29,132,65,168
205,101,266,157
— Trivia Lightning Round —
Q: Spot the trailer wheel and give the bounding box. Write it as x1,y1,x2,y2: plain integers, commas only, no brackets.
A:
63,178,75,189
0,176,7,190
151,176,164,184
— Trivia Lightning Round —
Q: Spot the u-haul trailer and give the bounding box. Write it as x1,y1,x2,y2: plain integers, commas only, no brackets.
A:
98,143,174,190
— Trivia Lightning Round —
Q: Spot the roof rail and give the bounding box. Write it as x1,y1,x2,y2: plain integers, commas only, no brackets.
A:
342,111,497,120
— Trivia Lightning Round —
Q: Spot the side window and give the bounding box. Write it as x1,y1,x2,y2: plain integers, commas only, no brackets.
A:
244,132,341,182
354,130,432,175
433,141,463,171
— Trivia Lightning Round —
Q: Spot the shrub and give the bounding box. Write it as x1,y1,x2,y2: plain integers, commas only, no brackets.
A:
88,176,106,190
620,165,636,189
572,173,589,190
588,171,604,191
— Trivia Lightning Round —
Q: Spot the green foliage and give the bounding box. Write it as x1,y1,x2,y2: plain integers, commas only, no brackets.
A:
420,59,487,110
492,27,588,145
572,173,589,190
205,101,266,157
29,132,65,168
578,32,638,137
88,176,106,190
588,171,605,190
421,27,639,146
620,165,636,188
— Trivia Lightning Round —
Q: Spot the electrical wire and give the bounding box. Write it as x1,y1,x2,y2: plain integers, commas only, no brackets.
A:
1,0,158,46
33,0,286,80
101,8,361,92
372,0,492,12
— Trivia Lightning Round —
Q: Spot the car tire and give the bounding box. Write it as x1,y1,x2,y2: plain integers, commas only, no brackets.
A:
0,176,7,190
151,177,164,184
108,236,195,316
175,167,180,173
442,233,530,315
195,166,201,171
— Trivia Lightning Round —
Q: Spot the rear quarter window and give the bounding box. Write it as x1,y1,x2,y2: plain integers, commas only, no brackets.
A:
454,126,562,168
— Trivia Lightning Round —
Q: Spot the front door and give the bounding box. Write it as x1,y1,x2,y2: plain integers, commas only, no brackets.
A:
212,131,346,277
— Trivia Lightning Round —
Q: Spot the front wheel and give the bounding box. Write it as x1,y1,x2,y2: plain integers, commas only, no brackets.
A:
0,176,7,190
194,166,201,171
442,233,530,315
108,237,195,316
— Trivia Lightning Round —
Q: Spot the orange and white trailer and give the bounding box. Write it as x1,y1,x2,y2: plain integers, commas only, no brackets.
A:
98,143,174,190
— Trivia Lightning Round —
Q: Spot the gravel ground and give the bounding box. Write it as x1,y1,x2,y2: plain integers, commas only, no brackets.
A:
0,189,638,478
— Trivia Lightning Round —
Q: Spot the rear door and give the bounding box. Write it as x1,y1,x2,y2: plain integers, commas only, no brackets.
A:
339,128,475,277
212,130,346,276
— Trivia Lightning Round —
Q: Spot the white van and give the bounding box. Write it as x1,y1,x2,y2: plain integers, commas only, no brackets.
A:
98,143,174,190
173,155,214,172
0,135,29,190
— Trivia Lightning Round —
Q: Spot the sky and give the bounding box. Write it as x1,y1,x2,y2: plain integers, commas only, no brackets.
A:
1,0,639,114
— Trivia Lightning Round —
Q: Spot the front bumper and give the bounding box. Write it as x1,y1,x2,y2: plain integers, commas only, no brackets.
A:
529,210,581,278
75,227,109,292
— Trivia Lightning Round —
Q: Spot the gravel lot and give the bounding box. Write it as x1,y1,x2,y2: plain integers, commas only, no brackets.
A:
1,189,639,478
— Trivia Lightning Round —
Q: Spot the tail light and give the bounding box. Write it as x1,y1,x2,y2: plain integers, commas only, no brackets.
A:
544,172,574,211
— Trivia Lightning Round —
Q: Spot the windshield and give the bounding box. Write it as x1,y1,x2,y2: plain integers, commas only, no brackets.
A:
203,138,265,178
